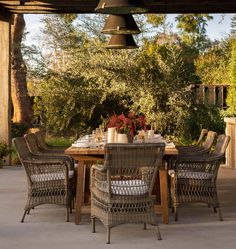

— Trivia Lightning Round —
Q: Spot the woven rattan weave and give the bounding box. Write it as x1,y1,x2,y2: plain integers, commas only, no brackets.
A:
170,134,230,221
24,133,74,171
13,137,75,222
90,143,165,244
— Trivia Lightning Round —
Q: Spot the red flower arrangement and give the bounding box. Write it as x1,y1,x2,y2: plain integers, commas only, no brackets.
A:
107,112,147,139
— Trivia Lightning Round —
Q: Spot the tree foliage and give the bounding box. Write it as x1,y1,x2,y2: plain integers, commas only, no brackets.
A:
176,14,212,51
226,39,236,116
230,15,236,36
25,13,227,142
195,40,230,85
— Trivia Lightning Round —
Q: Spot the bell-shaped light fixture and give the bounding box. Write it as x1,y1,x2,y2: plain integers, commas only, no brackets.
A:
102,14,140,35
105,34,138,49
95,0,148,14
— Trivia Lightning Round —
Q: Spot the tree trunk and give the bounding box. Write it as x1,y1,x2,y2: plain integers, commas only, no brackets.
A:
11,14,33,125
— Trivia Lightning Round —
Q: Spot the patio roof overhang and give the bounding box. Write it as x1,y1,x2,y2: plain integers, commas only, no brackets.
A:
1,0,236,15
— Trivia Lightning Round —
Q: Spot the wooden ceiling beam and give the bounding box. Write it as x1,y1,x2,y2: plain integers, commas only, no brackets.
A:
1,0,236,14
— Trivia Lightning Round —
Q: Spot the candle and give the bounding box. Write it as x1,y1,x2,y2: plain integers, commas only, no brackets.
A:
108,127,117,143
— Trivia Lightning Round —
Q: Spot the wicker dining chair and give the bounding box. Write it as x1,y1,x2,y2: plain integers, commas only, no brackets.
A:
24,133,75,171
169,134,230,221
34,131,67,153
13,137,75,222
90,143,166,244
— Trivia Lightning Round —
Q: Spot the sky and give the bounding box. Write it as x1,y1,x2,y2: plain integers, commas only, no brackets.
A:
24,13,235,45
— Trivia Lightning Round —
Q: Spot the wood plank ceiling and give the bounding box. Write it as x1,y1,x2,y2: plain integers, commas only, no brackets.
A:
0,0,236,15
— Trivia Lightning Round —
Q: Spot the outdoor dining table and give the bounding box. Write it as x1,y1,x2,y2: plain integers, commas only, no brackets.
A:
65,145,178,225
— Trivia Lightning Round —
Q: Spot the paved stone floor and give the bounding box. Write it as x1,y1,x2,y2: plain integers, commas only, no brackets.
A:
0,166,236,249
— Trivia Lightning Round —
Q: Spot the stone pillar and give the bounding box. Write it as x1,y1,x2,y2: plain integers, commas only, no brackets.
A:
0,16,11,164
224,117,236,169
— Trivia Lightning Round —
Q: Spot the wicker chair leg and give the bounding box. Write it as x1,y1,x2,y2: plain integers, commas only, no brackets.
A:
91,217,96,233
21,210,28,223
106,227,111,244
174,206,178,221
27,209,31,215
155,225,162,240
143,223,147,230
66,208,69,222
218,207,223,221
70,201,73,214
72,199,75,209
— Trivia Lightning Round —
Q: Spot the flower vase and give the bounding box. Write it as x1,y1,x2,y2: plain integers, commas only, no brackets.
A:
117,133,128,143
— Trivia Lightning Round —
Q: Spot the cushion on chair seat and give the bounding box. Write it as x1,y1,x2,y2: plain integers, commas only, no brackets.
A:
30,170,74,182
111,180,148,195
168,170,213,180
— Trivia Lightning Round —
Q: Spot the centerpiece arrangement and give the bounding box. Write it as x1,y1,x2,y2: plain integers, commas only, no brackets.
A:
107,112,147,142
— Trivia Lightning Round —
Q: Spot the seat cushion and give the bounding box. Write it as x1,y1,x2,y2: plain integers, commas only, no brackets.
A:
168,170,213,180
30,170,74,182
111,180,148,195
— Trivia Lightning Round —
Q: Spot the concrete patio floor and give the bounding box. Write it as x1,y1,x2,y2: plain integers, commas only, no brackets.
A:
0,166,236,249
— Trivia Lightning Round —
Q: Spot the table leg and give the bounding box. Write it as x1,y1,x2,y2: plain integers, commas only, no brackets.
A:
159,168,169,224
75,160,85,225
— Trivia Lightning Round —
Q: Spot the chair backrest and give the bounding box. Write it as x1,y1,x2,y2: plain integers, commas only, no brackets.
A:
213,134,230,157
34,131,47,150
202,131,217,151
104,143,165,194
24,133,41,154
12,137,32,162
196,129,208,146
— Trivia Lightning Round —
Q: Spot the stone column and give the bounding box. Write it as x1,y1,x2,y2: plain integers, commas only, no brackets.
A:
224,117,236,169
0,16,11,164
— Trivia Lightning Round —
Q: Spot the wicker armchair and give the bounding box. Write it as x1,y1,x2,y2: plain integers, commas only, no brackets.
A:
91,143,165,244
13,137,75,222
169,134,230,221
34,131,66,153
24,133,74,171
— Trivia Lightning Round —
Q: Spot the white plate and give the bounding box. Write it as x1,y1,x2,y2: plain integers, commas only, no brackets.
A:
72,143,89,148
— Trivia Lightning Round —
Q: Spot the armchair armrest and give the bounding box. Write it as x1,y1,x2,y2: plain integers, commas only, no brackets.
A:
22,159,72,184
173,155,223,179
30,154,75,171
91,164,106,172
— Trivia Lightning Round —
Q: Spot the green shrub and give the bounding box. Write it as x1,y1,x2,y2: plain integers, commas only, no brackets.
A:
184,104,225,143
45,136,74,147
0,140,11,163
11,123,29,138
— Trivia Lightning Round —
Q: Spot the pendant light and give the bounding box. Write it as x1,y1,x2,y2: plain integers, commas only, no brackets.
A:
102,14,140,35
95,0,148,14
105,34,138,49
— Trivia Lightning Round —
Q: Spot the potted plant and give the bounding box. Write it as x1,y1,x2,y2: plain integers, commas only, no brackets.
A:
0,140,11,168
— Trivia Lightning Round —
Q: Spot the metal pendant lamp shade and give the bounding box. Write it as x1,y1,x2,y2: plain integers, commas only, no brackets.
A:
105,34,138,49
95,0,148,14
102,14,140,34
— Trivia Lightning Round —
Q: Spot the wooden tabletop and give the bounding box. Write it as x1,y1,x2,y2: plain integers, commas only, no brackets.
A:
65,144,178,156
